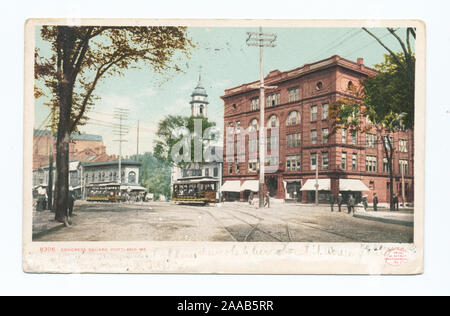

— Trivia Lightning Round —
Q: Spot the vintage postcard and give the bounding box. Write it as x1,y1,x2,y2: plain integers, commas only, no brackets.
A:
23,19,425,274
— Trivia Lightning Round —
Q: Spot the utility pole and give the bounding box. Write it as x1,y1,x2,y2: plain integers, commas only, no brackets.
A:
113,108,129,186
246,27,277,209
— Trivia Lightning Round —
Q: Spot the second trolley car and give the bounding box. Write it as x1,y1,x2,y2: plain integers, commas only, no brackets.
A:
172,177,219,205
86,183,121,202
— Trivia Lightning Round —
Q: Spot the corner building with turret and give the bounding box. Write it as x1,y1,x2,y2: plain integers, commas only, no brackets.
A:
221,55,414,204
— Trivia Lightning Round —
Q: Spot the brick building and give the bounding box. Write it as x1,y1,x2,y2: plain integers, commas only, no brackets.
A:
221,55,414,204
33,129,112,170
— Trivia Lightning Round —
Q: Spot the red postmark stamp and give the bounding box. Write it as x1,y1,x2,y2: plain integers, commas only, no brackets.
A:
384,247,409,266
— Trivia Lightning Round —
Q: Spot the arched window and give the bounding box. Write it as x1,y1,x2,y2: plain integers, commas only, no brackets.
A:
286,111,301,126
128,171,136,184
267,115,279,128
249,118,258,131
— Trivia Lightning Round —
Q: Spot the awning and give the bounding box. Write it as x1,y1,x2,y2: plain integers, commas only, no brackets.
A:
339,179,370,191
220,180,241,192
300,179,330,191
241,180,259,192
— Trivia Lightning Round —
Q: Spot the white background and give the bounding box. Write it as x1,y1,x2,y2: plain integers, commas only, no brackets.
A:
1,0,449,296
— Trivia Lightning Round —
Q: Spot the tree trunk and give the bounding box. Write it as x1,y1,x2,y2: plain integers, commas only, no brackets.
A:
54,26,75,223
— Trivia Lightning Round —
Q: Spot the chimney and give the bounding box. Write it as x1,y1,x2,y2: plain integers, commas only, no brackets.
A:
357,58,364,65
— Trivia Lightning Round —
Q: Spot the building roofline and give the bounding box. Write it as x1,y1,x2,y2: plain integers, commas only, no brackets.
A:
81,159,141,167
221,55,377,99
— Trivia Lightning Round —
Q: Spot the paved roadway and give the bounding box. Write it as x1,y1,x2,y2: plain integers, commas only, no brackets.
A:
34,201,413,242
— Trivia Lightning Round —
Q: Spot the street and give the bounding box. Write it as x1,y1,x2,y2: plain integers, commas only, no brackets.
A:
33,201,413,243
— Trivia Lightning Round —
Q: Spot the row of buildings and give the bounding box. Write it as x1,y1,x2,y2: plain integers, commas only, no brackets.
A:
32,131,144,199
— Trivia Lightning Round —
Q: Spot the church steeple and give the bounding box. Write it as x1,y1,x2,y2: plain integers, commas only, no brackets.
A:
190,69,209,118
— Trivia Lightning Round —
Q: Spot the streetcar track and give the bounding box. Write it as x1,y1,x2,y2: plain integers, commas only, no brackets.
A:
230,207,359,242
220,209,283,242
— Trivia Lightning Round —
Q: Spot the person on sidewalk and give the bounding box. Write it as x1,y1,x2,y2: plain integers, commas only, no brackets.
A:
337,193,343,212
264,192,270,208
393,194,399,211
68,190,75,218
362,195,368,211
373,193,379,212
248,192,254,205
347,194,355,214
330,194,335,212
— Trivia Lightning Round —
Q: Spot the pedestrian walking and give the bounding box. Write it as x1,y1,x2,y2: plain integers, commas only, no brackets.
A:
337,193,343,212
362,195,368,211
68,190,75,218
373,193,378,212
264,192,270,208
393,194,399,211
248,192,254,205
348,194,355,214
330,194,335,212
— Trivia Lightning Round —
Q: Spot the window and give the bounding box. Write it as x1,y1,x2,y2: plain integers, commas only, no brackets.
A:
311,105,318,121
352,132,358,145
200,105,204,115
310,153,317,170
382,135,394,149
341,152,347,170
286,155,301,171
399,159,409,175
228,122,234,129
383,158,389,173
322,103,329,119
288,87,299,102
342,128,347,143
366,155,377,172
236,121,241,133
311,130,318,144
322,128,329,143
248,138,258,155
316,81,323,90
249,118,258,131
266,92,280,107
322,152,329,170
128,171,136,184
266,135,279,152
235,163,240,173
286,133,301,148
228,163,233,174
250,98,259,111
352,153,358,171
267,115,279,128
213,167,218,177
205,168,209,177
286,111,301,126
248,159,259,172
366,133,376,148
399,138,408,152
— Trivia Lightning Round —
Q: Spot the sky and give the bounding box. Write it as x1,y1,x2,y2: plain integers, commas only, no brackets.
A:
34,26,413,157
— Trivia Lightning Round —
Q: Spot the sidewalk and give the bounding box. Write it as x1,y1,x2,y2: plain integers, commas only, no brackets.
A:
32,211,65,238
353,208,414,227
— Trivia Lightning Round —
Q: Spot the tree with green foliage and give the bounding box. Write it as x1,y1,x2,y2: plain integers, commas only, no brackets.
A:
153,115,218,167
132,152,172,201
35,26,194,224
329,27,415,211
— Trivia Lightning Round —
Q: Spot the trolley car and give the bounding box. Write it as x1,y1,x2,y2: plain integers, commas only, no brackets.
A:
86,183,121,202
172,177,219,205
